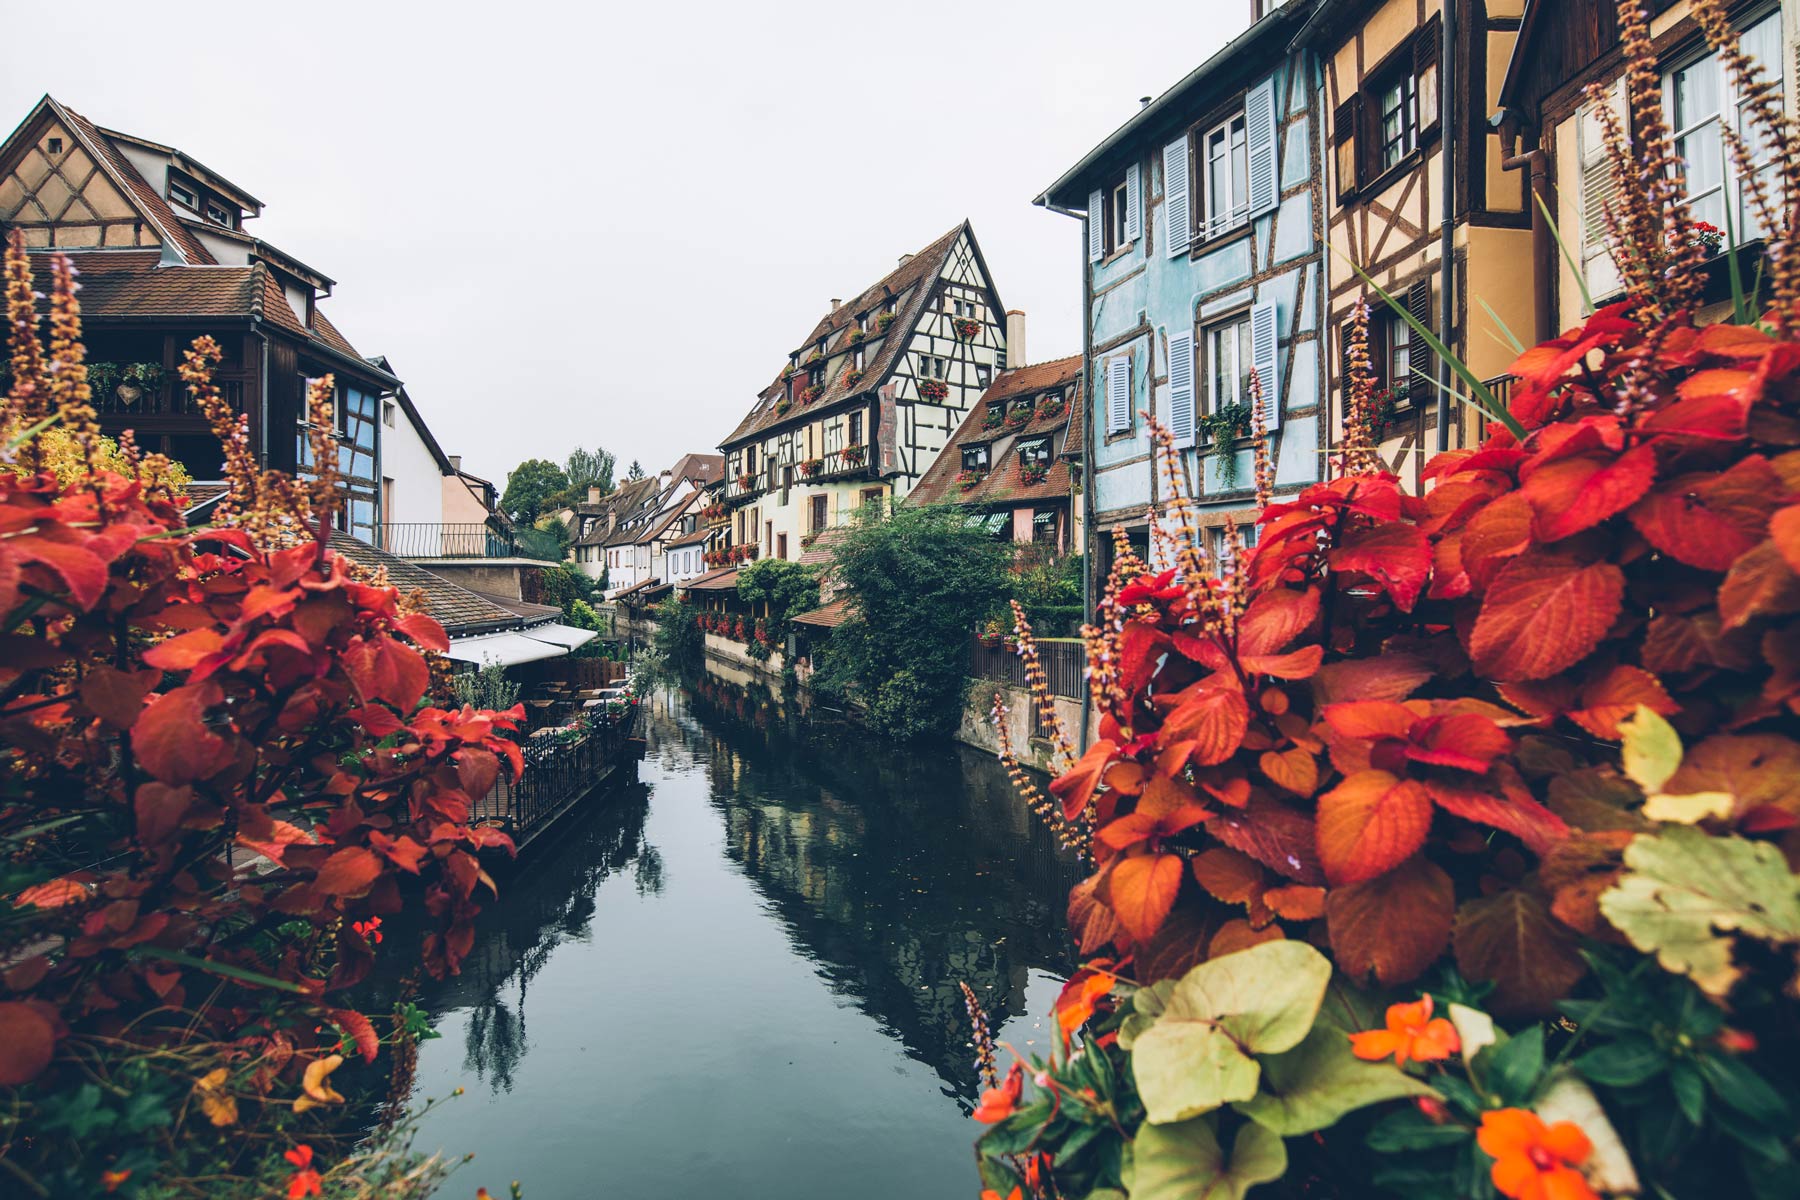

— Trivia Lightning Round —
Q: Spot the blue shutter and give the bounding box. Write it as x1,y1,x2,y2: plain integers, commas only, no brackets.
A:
1246,77,1278,217
1088,188,1105,262
1124,162,1142,244
1107,356,1131,434
1250,301,1281,431
1163,137,1191,259
1167,331,1196,449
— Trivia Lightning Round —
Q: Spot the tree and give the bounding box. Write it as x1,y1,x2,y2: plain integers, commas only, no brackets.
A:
811,504,1010,738
735,558,821,629
565,446,616,499
501,457,568,521
625,459,645,481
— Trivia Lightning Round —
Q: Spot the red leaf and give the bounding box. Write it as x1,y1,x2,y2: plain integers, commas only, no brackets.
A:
368,831,428,874
1629,457,1783,571
1099,852,1184,943
1050,740,1118,823
1068,876,1126,956
1157,684,1250,766
328,1007,382,1063
1118,622,1172,699
79,665,158,730
1264,884,1327,921
1239,643,1324,681
1566,664,1677,739
131,683,233,785
1519,445,1656,543
1208,799,1323,883
348,705,405,737
1329,523,1431,612
1428,779,1568,856
1469,555,1625,682
313,847,383,898
1316,770,1434,886
1312,655,1434,705
1720,541,1800,630
133,782,193,846
0,1002,57,1085
394,612,450,653
142,628,227,672
1771,505,1800,576
12,535,109,609
379,640,430,712
1326,857,1454,985
1238,587,1320,657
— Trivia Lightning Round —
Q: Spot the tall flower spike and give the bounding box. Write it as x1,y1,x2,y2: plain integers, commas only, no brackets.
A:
1249,367,1273,510
180,336,256,517
4,232,49,470
45,254,100,467
1147,415,1225,630
960,981,998,1091
1339,299,1380,475
1084,529,1147,714
1008,599,1075,772
992,690,1087,856
304,374,339,522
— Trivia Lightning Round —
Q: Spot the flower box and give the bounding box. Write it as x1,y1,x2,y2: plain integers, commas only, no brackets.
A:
736,473,754,490
875,311,895,332
849,328,867,344
1035,397,1067,421
805,351,823,366
981,407,1004,430
800,457,824,478
842,368,865,390
776,398,792,416
1004,408,1031,430
919,379,949,402
952,317,981,340
799,384,823,405
956,468,984,491
843,444,867,467
1019,464,1049,486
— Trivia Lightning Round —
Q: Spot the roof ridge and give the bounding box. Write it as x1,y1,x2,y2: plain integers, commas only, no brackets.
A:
1000,353,1084,373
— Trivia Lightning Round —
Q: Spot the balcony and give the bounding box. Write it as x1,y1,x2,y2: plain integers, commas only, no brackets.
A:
803,446,872,482
95,377,246,418
379,522,518,559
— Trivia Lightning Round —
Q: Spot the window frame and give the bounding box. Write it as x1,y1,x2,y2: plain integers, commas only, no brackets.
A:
962,444,990,473
1662,5,1786,240
1017,435,1053,470
1199,111,1250,241
1200,310,1255,429
168,179,198,210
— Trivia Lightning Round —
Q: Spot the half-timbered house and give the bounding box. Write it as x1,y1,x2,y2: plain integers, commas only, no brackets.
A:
716,222,1013,564
1292,0,1534,491
1496,0,1796,337
1036,1,1329,572
908,355,1086,553
0,94,398,542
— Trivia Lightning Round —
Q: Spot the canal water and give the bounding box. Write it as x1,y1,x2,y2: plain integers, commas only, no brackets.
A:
391,677,1084,1199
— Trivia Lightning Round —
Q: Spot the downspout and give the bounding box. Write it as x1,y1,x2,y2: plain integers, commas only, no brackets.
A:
1498,113,1557,346
1079,212,1097,754
1436,0,1457,452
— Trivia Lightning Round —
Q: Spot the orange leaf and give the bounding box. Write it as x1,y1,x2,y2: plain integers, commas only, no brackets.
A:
1239,643,1325,681
393,612,449,653
1209,918,1285,958
1099,852,1184,943
312,847,383,898
131,683,233,785
79,665,158,730
1719,541,1800,630
1566,664,1677,739
14,877,90,908
1157,684,1249,766
1326,856,1454,985
1316,770,1434,886
1629,457,1782,571
1469,555,1624,682
1329,523,1431,612
142,627,227,672
1259,746,1320,797
1237,586,1320,657
1264,884,1327,921
1190,846,1265,904
1051,739,1118,823
1312,655,1434,705
1452,888,1587,1015
0,1002,57,1085
1519,446,1656,543
1770,504,1800,576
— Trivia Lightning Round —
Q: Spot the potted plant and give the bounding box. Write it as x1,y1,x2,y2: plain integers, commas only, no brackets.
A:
978,617,1003,649
1690,220,1724,257
952,316,981,340
956,468,984,491
842,367,864,389
800,457,824,478
981,405,1004,430
1019,462,1049,486
776,397,792,416
799,384,823,405
1004,405,1031,431
1035,395,1066,421
843,443,867,467
919,379,949,402
849,327,867,345
875,310,895,332
736,473,754,491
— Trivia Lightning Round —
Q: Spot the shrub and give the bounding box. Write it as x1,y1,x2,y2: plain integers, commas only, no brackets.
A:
652,595,701,665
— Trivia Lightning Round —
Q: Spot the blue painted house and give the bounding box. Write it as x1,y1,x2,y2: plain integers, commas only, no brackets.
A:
1036,0,1327,568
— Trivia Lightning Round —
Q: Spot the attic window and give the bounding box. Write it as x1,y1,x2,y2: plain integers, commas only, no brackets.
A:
46,137,62,155
383,401,396,428
203,201,234,229
169,181,198,209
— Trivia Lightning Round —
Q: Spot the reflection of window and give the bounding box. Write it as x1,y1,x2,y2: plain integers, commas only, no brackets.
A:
962,445,990,472
1018,436,1053,469
1666,10,1785,238
1203,313,1254,420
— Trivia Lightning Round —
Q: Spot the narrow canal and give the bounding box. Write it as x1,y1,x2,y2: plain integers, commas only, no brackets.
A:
391,677,1085,1199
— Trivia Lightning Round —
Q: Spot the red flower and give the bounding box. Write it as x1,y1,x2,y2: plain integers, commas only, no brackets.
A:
1476,1109,1597,1200
1348,994,1460,1066
284,1145,324,1199
972,1062,1024,1124
352,916,383,944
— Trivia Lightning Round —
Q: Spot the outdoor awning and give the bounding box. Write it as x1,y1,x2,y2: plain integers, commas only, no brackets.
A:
519,623,597,651
447,631,570,667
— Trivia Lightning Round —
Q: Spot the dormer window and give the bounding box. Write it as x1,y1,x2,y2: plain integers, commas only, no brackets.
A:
46,138,62,155
203,200,234,228
1018,436,1053,469
962,445,990,472
169,181,198,210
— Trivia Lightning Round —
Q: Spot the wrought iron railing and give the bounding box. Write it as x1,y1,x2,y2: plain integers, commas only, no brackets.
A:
474,702,639,841
95,378,246,417
379,522,515,558
969,635,1086,699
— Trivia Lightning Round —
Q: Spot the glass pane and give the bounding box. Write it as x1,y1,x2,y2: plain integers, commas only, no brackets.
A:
1676,120,1725,213
1236,320,1255,406
1672,54,1722,131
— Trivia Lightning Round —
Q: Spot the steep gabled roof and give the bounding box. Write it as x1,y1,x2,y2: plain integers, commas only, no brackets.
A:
366,354,456,478
28,249,256,318
720,222,974,449
908,356,1084,509
46,97,218,265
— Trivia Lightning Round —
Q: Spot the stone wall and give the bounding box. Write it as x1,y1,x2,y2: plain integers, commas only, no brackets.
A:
955,680,1089,775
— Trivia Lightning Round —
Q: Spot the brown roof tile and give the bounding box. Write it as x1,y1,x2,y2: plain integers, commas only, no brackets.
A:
684,567,744,592
32,250,259,319
326,532,522,635
909,357,1084,509
58,102,217,266
791,597,853,628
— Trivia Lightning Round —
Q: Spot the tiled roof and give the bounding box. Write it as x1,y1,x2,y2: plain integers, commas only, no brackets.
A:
30,250,258,319
57,100,217,266
667,527,712,548
181,482,230,516
684,567,744,592
325,532,522,635
720,222,969,449
470,590,562,622
612,576,663,600
798,525,848,565
909,356,1084,509
791,597,853,628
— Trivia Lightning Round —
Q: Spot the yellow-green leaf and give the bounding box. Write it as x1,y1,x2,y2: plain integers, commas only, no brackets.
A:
1127,1116,1287,1200
1234,1025,1437,1135
1599,828,1800,996
1620,705,1682,794
1642,790,1736,824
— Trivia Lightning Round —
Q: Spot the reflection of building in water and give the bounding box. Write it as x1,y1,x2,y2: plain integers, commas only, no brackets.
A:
678,678,1082,1099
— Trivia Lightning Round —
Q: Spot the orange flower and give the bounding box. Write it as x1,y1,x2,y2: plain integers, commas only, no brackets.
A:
1477,1109,1597,1200
973,1063,1024,1124
1349,994,1461,1066
101,1169,132,1192
1054,969,1116,1046
980,1190,1023,1200
284,1145,323,1199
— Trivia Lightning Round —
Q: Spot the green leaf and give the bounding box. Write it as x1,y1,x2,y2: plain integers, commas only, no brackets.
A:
1598,828,1800,997
1234,1025,1437,1135
1670,1060,1707,1126
1476,1025,1545,1106
1573,1038,1667,1088
1119,979,1176,1050
1131,941,1332,1125
1476,295,1527,356
1535,192,1595,318
1127,1117,1287,1200
1697,1053,1792,1124
1620,705,1682,794
1366,1109,1474,1153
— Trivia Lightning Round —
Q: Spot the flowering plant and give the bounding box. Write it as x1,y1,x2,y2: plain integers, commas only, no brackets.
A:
919,379,949,402
736,472,755,490
843,443,868,467
1018,462,1048,486
800,457,824,478
981,405,1005,430
956,468,984,491
842,367,865,389
1690,219,1724,256
799,384,823,405
1004,404,1031,430
776,397,792,416
1035,395,1067,421
850,327,867,344
953,316,981,340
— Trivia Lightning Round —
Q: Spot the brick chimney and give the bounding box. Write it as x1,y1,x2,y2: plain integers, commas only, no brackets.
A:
1250,0,1267,19
587,485,601,504
1006,310,1027,366
448,455,462,472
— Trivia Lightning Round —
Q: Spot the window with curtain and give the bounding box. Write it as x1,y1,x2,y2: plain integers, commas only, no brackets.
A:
1665,9,1785,239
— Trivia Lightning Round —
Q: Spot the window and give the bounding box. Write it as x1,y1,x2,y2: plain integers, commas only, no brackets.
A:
953,298,977,318
1335,17,1440,196
976,364,992,388
203,200,233,228
1209,522,1261,567
168,180,198,209
860,487,884,509
848,411,863,446
963,445,990,472
809,494,828,532
1203,313,1255,423
1666,9,1785,238
1033,509,1059,544
1375,65,1419,172
1202,114,1249,238
1088,165,1141,260
383,401,396,428
1018,436,1053,469
918,354,949,380
47,137,62,154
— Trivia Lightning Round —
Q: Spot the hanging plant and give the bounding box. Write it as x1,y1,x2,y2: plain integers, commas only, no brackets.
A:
952,316,981,340
843,443,867,467
800,457,824,478
1369,384,1409,441
919,379,949,402
1195,401,1253,488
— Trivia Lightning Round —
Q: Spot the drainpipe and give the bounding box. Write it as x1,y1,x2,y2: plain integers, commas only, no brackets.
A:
1436,0,1456,453
1498,112,1558,346
1078,214,1097,754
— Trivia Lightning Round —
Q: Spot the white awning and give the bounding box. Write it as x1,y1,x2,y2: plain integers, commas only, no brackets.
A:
520,623,597,651
447,631,569,667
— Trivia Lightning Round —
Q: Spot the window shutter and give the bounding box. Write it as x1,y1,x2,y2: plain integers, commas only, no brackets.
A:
1125,162,1143,243
1578,77,1627,299
1250,302,1281,431
1405,280,1434,393
1332,95,1363,201
1163,136,1191,259
1340,320,1357,410
1246,77,1279,217
1088,189,1105,262
1415,17,1443,138
1107,356,1131,434
1168,331,1196,448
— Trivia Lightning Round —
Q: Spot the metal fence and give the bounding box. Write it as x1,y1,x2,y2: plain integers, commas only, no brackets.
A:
968,635,1086,699
379,522,515,558
473,704,639,843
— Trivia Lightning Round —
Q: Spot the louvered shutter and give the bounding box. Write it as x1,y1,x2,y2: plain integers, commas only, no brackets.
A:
1107,356,1131,434
1340,321,1357,409
1246,77,1279,217
1163,137,1191,258
1332,95,1364,201
1088,188,1105,262
1415,17,1443,138
1168,331,1196,448
1125,162,1143,243
1250,302,1281,431
1579,77,1627,300
1405,280,1434,394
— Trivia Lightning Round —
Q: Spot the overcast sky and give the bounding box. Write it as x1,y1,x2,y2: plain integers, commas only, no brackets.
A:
6,0,1246,489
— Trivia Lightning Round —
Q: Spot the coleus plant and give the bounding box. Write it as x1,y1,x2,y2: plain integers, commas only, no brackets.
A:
976,1,1800,1194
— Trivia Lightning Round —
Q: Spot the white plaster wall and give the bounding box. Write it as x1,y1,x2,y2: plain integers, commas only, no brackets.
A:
383,406,444,528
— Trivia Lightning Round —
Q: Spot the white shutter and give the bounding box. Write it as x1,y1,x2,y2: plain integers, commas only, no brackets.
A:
1246,77,1278,217
1578,77,1627,300
1167,331,1196,449
1250,302,1281,431
1088,188,1105,262
1125,162,1142,244
1163,136,1191,259
1107,356,1131,434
